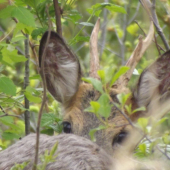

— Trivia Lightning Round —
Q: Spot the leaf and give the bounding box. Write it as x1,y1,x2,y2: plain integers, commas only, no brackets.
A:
24,91,41,103
117,93,131,107
13,23,34,37
11,35,26,43
87,3,126,17
89,125,106,142
97,70,105,84
90,101,100,114
98,93,112,118
0,5,14,19
1,48,27,64
82,77,103,94
75,36,90,42
138,118,148,132
29,74,41,80
127,23,139,35
133,106,146,113
110,66,129,86
79,22,94,27
105,5,126,14
139,143,147,154
0,76,16,96
41,113,56,127
22,0,41,9
31,27,47,40
2,132,20,140
11,6,35,27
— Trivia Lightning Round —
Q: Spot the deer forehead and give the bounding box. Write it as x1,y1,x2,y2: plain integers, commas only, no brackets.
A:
63,82,130,134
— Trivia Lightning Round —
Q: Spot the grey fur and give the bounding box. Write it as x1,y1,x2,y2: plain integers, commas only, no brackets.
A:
0,134,112,170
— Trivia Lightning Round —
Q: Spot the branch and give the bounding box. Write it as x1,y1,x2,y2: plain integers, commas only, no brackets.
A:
53,0,62,36
32,6,51,170
24,33,30,135
140,0,170,50
99,0,108,56
0,105,21,118
89,18,100,79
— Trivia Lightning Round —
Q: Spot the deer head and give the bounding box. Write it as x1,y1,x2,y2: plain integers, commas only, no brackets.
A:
39,19,170,156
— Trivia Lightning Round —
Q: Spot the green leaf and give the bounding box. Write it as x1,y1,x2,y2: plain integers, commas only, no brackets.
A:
87,3,126,17
1,48,27,64
117,93,131,107
133,106,146,113
110,66,129,86
75,36,90,43
98,93,111,118
41,113,56,127
82,77,103,94
0,5,14,19
29,74,41,80
2,132,20,140
79,22,94,27
97,70,105,84
22,0,41,9
127,23,139,36
24,91,41,103
31,27,47,40
90,101,100,114
0,76,16,96
13,23,34,37
138,118,148,132
139,143,147,154
11,6,35,27
105,5,126,14
89,125,106,142
125,104,132,115
11,35,26,43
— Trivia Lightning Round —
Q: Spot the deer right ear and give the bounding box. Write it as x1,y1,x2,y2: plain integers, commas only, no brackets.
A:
134,50,170,109
39,31,81,103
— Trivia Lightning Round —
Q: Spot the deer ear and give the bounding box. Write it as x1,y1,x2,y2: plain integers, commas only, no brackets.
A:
134,50,170,108
39,31,81,103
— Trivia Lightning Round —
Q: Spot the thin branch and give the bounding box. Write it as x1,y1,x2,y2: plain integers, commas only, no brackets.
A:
0,105,21,118
134,20,165,52
24,32,30,135
128,2,140,25
32,6,51,170
53,0,62,36
99,0,108,56
140,0,170,50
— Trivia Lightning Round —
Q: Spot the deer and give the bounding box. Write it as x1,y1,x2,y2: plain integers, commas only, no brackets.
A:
0,18,170,170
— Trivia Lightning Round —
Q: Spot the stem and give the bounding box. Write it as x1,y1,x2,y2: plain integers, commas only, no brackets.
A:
24,33,30,135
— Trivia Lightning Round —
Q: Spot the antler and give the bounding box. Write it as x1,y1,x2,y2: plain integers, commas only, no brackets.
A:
114,21,154,89
89,18,100,79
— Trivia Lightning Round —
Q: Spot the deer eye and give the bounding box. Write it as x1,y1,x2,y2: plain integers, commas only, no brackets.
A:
112,131,128,146
63,122,72,133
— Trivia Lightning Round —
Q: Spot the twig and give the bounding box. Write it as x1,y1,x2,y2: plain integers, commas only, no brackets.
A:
140,0,170,50
0,105,21,118
53,0,62,36
99,0,108,56
128,2,140,25
24,33,30,135
145,135,170,160
134,20,165,52
32,6,51,170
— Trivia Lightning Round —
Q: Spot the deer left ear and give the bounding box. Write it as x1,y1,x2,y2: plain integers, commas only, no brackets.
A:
134,50,170,109
39,31,81,104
